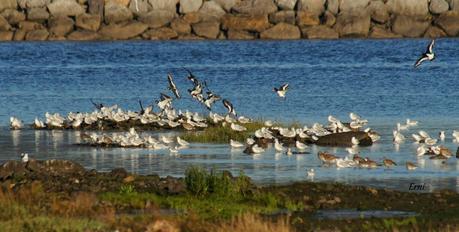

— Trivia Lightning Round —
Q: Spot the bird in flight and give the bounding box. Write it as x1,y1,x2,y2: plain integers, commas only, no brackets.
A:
222,99,236,116
414,39,435,68
273,83,289,98
167,73,180,99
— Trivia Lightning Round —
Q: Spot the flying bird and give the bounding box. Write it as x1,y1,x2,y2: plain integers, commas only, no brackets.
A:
167,73,180,99
203,91,221,110
90,99,104,110
222,99,236,116
184,68,199,86
273,83,289,98
414,39,435,68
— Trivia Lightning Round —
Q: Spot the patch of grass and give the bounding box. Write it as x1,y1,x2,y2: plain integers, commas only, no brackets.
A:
0,215,106,232
213,213,293,232
181,121,266,143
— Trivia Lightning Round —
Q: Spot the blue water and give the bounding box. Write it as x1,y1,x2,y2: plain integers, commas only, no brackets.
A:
1,39,459,192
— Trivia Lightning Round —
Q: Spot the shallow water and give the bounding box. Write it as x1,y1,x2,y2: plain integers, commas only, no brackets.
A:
1,39,459,192
315,210,418,220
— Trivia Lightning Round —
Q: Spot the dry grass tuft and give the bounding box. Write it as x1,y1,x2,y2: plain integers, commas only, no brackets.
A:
214,214,294,232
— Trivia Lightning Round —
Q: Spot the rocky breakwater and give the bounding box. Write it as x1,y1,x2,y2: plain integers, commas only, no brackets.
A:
0,0,458,41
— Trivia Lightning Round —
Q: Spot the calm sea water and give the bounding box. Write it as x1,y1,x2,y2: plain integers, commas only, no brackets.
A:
1,39,459,192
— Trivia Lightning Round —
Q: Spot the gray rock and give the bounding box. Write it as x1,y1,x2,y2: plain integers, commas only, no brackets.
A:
149,0,179,11
49,16,74,36
232,0,278,16
213,0,240,11
139,10,175,28
48,0,85,17
0,0,17,12
297,0,325,16
192,21,220,38
339,0,369,13
180,0,203,13
199,1,226,21
269,10,296,24
25,29,49,40
105,2,134,24
76,13,102,31
300,25,338,39
99,22,149,39
1,10,26,25
448,0,459,12
227,29,255,39
430,0,449,14
316,131,373,146
392,15,430,37
27,7,50,22
334,11,370,37
275,0,297,10
129,0,152,16
18,0,51,9
424,25,447,38
143,27,178,39
435,11,459,36
68,30,101,40
386,0,429,17
326,0,338,14
260,22,300,39
368,0,389,24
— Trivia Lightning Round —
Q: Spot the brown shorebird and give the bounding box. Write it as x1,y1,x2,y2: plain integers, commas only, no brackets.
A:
383,158,397,168
359,158,377,168
318,151,338,164
406,162,417,171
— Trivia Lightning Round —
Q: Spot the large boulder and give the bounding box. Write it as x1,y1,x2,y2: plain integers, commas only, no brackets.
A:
180,0,203,13
49,16,74,36
76,13,101,31
99,21,148,39
430,0,449,14
369,26,402,38
316,132,373,147
198,1,226,21
170,18,191,34
19,21,45,31
296,10,320,26
68,30,101,40
449,0,459,12
105,2,134,24
275,0,297,10
300,25,338,39
269,10,295,24
424,25,447,38
368,0,389,24
139,10,175,28
129,0,151,15
192,21,220,38
0,16,11,31
0,31,14,41
260,22,300,39
88,0,104,15
339,0,369,13
334,11,370,37
435,11,459,36
14,30,27,41
0,0,17,12
386,0,429,17
149,0,178,11
213,0,240,11
227,29,255,39
47,0,85,17
297,0,325,15
323,10,335,26
392,15,430,37
25,29,49,40
27,7,50,22
326,0,338,14
232,0,278,16
18,0,51,9
1,10,27,25
109,0,130,6
221,14,271,32
143,27,178,39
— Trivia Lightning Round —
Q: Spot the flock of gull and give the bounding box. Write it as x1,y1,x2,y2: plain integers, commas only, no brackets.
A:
9,39,450,179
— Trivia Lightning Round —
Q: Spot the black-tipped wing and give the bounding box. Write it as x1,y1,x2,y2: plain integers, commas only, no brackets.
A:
414,54,429,68
280,83,289,91
184,68,199,85
167,74,180,99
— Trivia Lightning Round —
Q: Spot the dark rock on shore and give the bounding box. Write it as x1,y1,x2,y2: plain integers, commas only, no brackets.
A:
315,131,373,147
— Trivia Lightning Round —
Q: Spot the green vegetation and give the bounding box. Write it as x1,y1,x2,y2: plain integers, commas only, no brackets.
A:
100,167,303,220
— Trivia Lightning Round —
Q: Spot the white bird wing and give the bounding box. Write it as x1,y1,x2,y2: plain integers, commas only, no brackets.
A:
427,39,435,54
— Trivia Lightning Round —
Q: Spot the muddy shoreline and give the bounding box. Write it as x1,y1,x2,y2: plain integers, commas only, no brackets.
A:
1,159,459,231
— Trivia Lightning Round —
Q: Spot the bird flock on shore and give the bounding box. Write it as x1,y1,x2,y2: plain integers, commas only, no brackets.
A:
9,39,449,178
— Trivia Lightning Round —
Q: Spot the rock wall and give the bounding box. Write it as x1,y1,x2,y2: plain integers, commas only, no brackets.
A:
0,0,458,41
